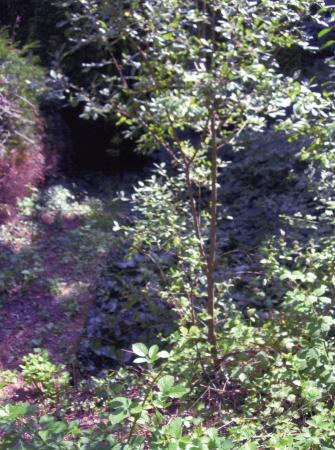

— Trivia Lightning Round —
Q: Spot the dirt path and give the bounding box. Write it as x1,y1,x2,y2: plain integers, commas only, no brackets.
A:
0,174,127,379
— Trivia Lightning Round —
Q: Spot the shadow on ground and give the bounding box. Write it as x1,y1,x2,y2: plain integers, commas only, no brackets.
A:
217,131,335,310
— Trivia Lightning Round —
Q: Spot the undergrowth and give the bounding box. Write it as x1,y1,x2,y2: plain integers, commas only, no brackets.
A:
1,1,335,449
1,137,335,449
0,34,56,222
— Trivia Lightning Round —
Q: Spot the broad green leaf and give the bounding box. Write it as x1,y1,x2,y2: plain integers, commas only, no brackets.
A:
109,396,132,424
148,345,159,359
157,350,170,359
109,410,129,425
157,375,175,393
132,343,148,357
166,417,183,439
38,429,50,441
168,384,190,399
133,357,147,364
109,397,131,410
109,397,131,425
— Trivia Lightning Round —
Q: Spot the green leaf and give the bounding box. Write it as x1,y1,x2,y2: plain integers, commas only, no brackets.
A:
109,397,131,410
38,429,50,441
132,343,148,357
148,345,159,359
254,351,272,369
109,410,129,425
313,286,327,297
161,32,174,41
168,384,190,399
220,440,235,449
41,418,68,435
157,375,175,393
320,316,334,333
0,403,35,421
241,443,258,450
320,40,335,50
318,27,333,39
133,357,148,364
157,350,170,359
0,380,10,390
109,397,132,425
166,417,183,439
305,272,317,283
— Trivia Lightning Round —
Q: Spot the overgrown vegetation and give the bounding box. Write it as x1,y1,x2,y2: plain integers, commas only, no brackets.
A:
0,34,58,221
1,1,335,449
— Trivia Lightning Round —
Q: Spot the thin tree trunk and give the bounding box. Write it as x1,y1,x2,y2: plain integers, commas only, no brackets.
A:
207,107,218,363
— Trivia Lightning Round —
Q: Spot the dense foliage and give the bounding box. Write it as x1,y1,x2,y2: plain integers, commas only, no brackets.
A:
0,0,66,65
0,35,58,222
1,1,335,449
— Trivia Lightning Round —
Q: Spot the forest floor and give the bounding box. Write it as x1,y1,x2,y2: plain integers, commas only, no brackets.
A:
0,171,133,401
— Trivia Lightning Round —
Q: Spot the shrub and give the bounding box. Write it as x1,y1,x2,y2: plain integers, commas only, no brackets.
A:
0,35,58,222
20,349,70,399
1,2,335,448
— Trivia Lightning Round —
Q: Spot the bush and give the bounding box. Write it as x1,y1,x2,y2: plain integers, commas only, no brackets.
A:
1,2,335,449
20,349,70,400
0,35,58,222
